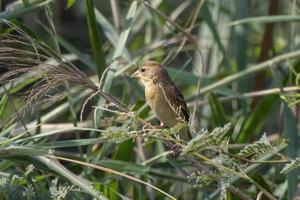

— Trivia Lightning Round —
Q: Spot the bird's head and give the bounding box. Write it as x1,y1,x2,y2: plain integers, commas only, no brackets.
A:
131,60,171,86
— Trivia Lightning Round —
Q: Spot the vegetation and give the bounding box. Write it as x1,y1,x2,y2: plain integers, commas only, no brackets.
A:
0,0,300,199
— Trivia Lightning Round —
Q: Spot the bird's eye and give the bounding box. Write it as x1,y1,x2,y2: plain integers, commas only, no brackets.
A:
140,68,146,72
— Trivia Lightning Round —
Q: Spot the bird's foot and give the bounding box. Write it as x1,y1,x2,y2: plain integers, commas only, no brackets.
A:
170,144,182,156
155,122,165,129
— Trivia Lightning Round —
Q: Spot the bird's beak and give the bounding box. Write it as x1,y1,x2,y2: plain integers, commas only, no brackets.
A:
131,70,140,79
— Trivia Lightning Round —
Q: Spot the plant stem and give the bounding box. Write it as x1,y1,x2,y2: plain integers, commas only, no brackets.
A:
198,50,300,96
52,155,177,200
193,152,249,180
208,142,287,199
192,86,300,106
35,156,102,198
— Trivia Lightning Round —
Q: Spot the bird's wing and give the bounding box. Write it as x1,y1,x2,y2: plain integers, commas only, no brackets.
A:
168,84,190,122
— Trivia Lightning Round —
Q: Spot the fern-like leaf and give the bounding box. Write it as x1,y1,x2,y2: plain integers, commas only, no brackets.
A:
220,182,227,200
187,171,215,188
238,134,274,160
182,123,231,155
100,127,134,143
281,158,300,174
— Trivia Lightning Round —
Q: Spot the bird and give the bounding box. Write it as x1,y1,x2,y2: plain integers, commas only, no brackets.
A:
131,60,191,141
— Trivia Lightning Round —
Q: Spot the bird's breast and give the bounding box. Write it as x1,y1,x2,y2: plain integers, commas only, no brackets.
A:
144,84,159,107
145,84,178,127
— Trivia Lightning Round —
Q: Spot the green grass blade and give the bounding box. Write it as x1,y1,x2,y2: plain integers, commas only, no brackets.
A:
229,15,300,26
30,138,106,149
66,0,76,9
201,3,230,69
0,0,53,19
208,93,227,126
36,156,103,198
112,1,137,60
234,1,249,93
283,104,299,199
86,0,106,79
94,8,131,60
94,1,137,125
238,95,277,142
198,50,300,95
58,36,96,70
17,127,102,142
98,160,150,175
0,145,49,157
94,8,119,46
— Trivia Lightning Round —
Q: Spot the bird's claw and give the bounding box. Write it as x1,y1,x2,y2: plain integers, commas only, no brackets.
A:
155,122,165,129
170,144,182,156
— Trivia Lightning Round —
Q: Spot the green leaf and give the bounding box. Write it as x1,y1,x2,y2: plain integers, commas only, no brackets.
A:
34,156,101,198
112,1,137,60
201,3,230,70
238,134,274,160
251,174,271,194
281,158,300,174
0,145,49,157
94,1,137,124
208,93,228,126
94,8,131,60
182,123,232,155
234,1,249,94
238,95,277,142
113,140,134,161
167,67,208,85
283,104,299,199
94,8,119,46
0,0,54,19
16,127,102,143
66,0,76,9
198,50,300,95
98,160,150,175
30,138,106,149
58,36,96,70
86,0,106,79
229,15,300,26
0,94,8,118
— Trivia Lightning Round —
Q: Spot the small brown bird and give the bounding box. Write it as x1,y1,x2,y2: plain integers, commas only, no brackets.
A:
131,60,191,141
